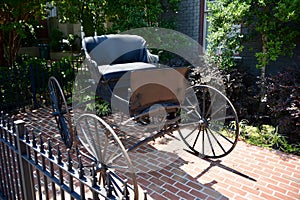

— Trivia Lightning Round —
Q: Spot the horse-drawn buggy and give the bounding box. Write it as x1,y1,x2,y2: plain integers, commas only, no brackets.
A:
48,34,239,199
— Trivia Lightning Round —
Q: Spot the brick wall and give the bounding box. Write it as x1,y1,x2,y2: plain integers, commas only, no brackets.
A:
175,0,200,42
174,1,300,75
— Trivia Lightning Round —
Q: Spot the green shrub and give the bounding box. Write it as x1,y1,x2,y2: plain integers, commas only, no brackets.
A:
0,55,82,113
50,29,64,51
238,120,300,155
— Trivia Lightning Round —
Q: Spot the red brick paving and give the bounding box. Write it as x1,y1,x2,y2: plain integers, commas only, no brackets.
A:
17,107,300,199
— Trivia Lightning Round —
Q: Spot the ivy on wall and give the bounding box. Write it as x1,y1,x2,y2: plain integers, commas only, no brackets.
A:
206,0,300,70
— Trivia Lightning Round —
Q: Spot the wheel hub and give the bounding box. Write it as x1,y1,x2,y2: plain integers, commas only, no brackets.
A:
199,118,208,130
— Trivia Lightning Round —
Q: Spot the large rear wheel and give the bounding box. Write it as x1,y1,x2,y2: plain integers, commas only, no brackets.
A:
178,85,239,158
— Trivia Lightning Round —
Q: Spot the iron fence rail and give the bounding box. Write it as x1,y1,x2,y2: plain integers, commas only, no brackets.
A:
0,113,147,200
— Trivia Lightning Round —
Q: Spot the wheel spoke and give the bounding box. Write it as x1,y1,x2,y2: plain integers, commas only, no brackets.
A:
192,129,201,149
183,125,199,140
205,91,217,119
104,144,119,164
207,128,227,154
206,129,215,157
108,164,130,170
209,121,232,131
102,135,108,164
94,117,103,162
182,109,201,121
202,89,206,115
110,152,125,165
202,128,204,155
212,128,235,145
85,118,99,158
78,122,96,157
212,115,236,122
210,105,226,119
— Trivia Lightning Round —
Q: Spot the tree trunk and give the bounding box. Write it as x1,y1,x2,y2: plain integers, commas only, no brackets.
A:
4,29,21,67
259,33,267,113
0,30,8,67
9,30,21,67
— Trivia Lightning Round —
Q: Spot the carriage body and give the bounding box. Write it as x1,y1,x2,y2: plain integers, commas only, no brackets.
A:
81,34,186,117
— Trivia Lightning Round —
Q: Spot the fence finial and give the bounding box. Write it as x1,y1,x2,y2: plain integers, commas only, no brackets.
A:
32,130,37,148
91,162,97,187
144,190,148,200
122,179,129,200
39,134,45,153
78,155,84,179
67,149,73,171
48,138,53,159
57,145,63,165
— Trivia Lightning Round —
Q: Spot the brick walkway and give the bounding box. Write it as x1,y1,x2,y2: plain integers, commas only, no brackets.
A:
18,107,300,200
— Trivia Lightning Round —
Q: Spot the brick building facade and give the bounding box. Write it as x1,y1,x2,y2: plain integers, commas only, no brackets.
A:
175,0,300,75
175,0,200,43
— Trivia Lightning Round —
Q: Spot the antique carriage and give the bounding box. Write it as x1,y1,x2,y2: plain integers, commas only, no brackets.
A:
48,34,239,199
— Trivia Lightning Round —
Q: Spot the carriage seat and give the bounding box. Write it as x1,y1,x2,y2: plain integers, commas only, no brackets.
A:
82,34,159,102
82,34,158,80
96,62,157,81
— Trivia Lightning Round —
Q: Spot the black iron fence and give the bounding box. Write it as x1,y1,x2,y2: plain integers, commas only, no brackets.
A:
0,114,148,200
0,55,83,114
0,115,97,199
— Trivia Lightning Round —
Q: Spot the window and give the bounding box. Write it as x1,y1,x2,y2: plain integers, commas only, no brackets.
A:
46,2,57,18
203,0,210,52
200,0,215,53
200,0,241,57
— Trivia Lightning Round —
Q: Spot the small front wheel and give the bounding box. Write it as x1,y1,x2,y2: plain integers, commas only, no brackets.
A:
76,114,138,199
48,76,73,148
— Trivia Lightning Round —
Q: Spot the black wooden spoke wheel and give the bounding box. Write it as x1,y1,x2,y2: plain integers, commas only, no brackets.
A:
178,85,239,158
48,76,74,148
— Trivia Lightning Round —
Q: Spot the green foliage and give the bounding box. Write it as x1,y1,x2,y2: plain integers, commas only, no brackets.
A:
238,120,300,155
220,67,300,149
50,29,64,51
249,0,300,68
56,0,181,35
206,0,300,70
104,0,161,31
206,0,249,70
0,55,82,112
85,98,111,116
0,0,181,65
0,0,49,66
